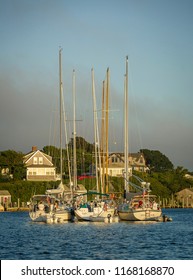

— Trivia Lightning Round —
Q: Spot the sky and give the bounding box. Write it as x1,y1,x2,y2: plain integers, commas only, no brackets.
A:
0,0,193,171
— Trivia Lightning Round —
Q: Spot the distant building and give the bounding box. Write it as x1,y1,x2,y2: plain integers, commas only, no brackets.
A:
0,190,11,210
175,188,193,208
99,152,148,177
23,146,56,181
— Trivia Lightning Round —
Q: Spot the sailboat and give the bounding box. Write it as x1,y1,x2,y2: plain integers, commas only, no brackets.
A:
74,68,117,223
29,49,73,223
118,56,162,221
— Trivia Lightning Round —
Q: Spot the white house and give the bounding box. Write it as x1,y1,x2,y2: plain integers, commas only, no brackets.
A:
99,152,148,177
23,146,56,181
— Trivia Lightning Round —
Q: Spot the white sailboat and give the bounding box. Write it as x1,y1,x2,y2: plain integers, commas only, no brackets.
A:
118,56,162,221
74,68,117,223
74,200,116,222
29,194,72,223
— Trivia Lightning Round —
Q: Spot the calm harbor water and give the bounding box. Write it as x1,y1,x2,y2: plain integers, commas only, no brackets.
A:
0,208,193,260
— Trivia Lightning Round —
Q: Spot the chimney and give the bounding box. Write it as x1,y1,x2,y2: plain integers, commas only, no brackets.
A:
32,146,37,152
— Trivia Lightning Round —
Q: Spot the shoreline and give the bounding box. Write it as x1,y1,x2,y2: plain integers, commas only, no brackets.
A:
0,207,29,212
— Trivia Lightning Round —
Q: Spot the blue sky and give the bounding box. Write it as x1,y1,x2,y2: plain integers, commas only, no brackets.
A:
0,0,193,171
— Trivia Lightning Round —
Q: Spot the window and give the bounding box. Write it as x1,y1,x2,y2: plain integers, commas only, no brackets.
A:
33,157,37,164
39,157,43,164
33,169,37,175
112,156,118,163
140,157,144,164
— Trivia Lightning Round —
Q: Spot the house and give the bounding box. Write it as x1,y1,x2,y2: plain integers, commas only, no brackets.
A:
0,190,11,211
175,188,193,208
23,146,56,181
99,152,148,177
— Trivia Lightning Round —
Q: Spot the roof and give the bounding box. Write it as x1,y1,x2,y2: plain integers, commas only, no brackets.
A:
46,183,71,194
0,190,11,196
75,184,87,191
23,149,53,166
176,188,193,196
26,164,56,168
109,152,145,161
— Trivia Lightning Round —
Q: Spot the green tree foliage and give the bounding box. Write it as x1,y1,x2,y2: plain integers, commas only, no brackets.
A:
0,150,25,180
157,166,190,194
68,136,94,153
140,149,174,172
1,139,192,203
43,138,95,178
0,181,58,203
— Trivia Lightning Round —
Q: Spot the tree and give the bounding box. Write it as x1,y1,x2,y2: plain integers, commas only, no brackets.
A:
0,150,25,180
140,149,174,172
68,137,95,175
68,136,94,153
43,137,95,177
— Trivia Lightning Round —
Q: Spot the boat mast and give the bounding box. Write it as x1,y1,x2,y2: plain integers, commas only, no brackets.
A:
73,69,77,191
61,75,73,193
124,56,129,197
105,68,110,194
59,48,63,185
91,68,100,193
101,80,105,194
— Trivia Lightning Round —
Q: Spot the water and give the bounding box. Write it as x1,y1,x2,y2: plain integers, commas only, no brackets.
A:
0,209,193,260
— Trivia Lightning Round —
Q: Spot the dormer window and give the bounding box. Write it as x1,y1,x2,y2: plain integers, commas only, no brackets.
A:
112,156,118,163
140,156,144,164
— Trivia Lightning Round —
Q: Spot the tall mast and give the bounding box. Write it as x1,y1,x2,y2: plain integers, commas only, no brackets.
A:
105,68,110,194
73,69,77,191
124,56,129,195
61,79,73,192
91,68,100,193
101,80,105,194
59,48,63,185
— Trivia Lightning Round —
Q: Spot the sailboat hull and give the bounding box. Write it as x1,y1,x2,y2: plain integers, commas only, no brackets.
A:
118,208,162,221
29,209,72,223
53,209,72,222
74,207,115,222
29,211,52,223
